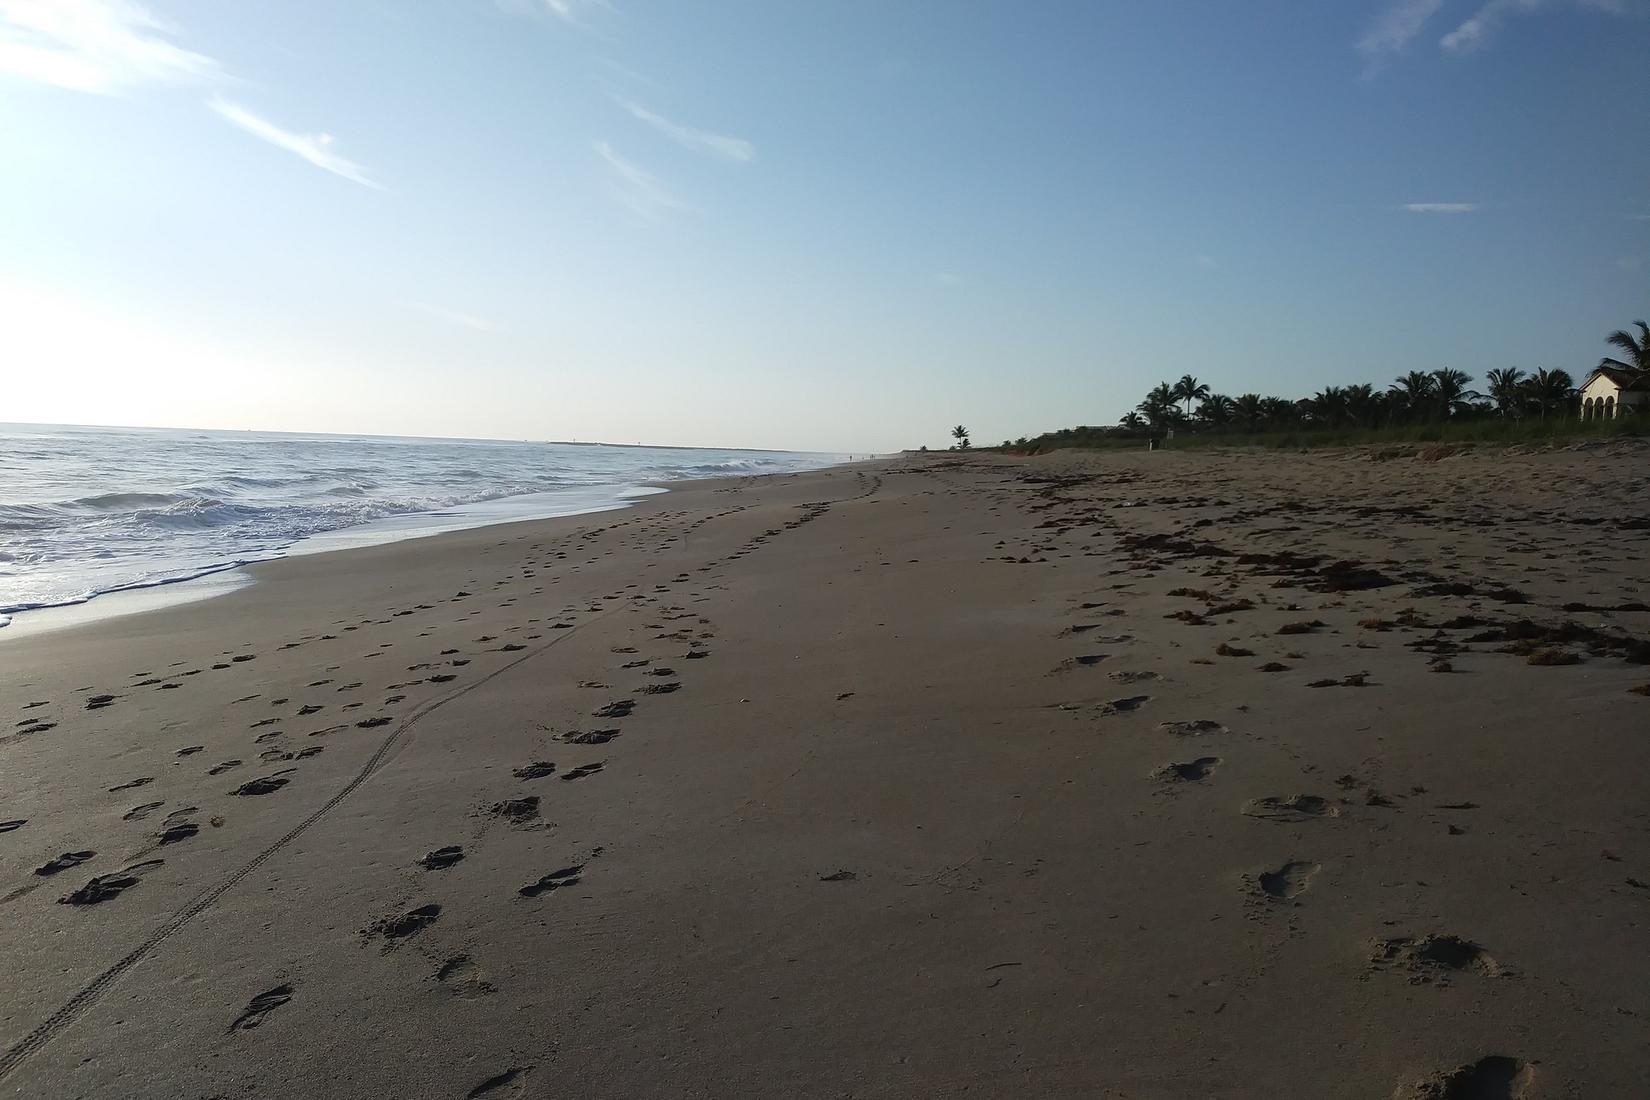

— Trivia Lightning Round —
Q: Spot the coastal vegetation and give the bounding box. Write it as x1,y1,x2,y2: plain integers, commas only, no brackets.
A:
997,321,1649,453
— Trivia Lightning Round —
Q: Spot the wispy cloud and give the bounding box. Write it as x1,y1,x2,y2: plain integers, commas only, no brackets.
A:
596,56,661,89
1401,202,1479,213
209,96,381,189
499,0,610,27
1193,254,1219,270
0,0,218,94
400,301,495,331
612,96,754,163
595,140,690,220
1357,0,1445,69
1441,0,1628,54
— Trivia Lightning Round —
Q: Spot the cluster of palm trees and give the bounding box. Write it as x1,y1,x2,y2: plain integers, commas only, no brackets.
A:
1123,367,1574,434
1117,321,1649,435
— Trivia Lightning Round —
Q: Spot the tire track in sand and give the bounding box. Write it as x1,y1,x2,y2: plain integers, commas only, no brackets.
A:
0,615,604,1083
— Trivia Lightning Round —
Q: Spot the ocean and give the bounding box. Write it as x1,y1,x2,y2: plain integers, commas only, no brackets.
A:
0,424,850,628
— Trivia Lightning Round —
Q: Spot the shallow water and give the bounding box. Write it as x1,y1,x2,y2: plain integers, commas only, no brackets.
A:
0,423,848,621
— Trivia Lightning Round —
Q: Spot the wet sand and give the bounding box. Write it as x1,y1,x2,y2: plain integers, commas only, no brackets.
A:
1,446,1647,1098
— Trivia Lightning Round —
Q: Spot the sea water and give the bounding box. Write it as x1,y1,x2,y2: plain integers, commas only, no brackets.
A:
0,424,850,627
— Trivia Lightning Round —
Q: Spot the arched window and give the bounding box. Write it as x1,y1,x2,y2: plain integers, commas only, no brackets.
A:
1583,397,1595,421
1604,396,1616,420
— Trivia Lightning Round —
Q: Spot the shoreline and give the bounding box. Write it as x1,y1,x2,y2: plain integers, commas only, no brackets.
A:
1,449,1645,1097
0,466,848,640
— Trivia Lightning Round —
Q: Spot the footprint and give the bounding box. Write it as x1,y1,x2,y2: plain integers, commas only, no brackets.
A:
123,801,165,821
419,846,465,871
1395,1056,1533,1100
1101,694,1151,715
176,746,204,757
466,1067,529,1098
367,903,441,941
233,770,295,796
35,851,95,876
0,819,25,833
519,865,583,897
209,760,243,775
85,695,118,710
490,796,540,822
356,716,392,729
59,860,163,905
1255,860,1320,900
1051,655,1109,673
1155,757,1220,782
592,701,634,719
229,983,294,1031
1369,934,1501,980
436,954,495,999
1160,720,1228,737
1242,795,1337,822
639,682,680,695
108,777,155,792
158,821,200,845
560,763,604,782
512,762,557,780
561,729,619,745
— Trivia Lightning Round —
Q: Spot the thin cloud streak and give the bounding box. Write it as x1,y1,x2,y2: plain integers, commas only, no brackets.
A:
514,0,609,27
1401,202,1479,213
1442,0,1628,53
1357,0,1445,66
209,96,382,189
595,140,691,220
0,0,218,94
613,96,754,163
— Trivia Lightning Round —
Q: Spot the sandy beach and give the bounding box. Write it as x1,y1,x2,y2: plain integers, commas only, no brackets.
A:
2,445,1647,1098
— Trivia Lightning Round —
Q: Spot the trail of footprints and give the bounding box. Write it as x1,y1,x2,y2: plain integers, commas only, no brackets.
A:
1,471,880,1091
998,459,1612,1094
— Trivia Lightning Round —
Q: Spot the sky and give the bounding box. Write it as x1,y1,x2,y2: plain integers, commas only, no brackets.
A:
1,0,1646,453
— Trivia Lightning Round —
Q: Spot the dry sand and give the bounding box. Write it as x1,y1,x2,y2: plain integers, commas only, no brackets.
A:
1,444,1647,1098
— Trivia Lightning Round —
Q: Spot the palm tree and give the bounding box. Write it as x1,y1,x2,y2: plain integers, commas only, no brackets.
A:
1139,382,1179,430
1523,368,1576,420
1259,396,1297,426
1484,368,1526,418
1173,375,1211,417
1310,386,1350,427
951,425,970,449
1196,393,1234,427
1389,371,1438,421
1118,410,1147,431
1344,383,1382,428
1431,368,1476,419
1232,393,1264,431
1601,321,1650,373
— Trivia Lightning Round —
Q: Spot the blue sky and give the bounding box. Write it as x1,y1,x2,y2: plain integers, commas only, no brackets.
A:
2,0,1646,452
